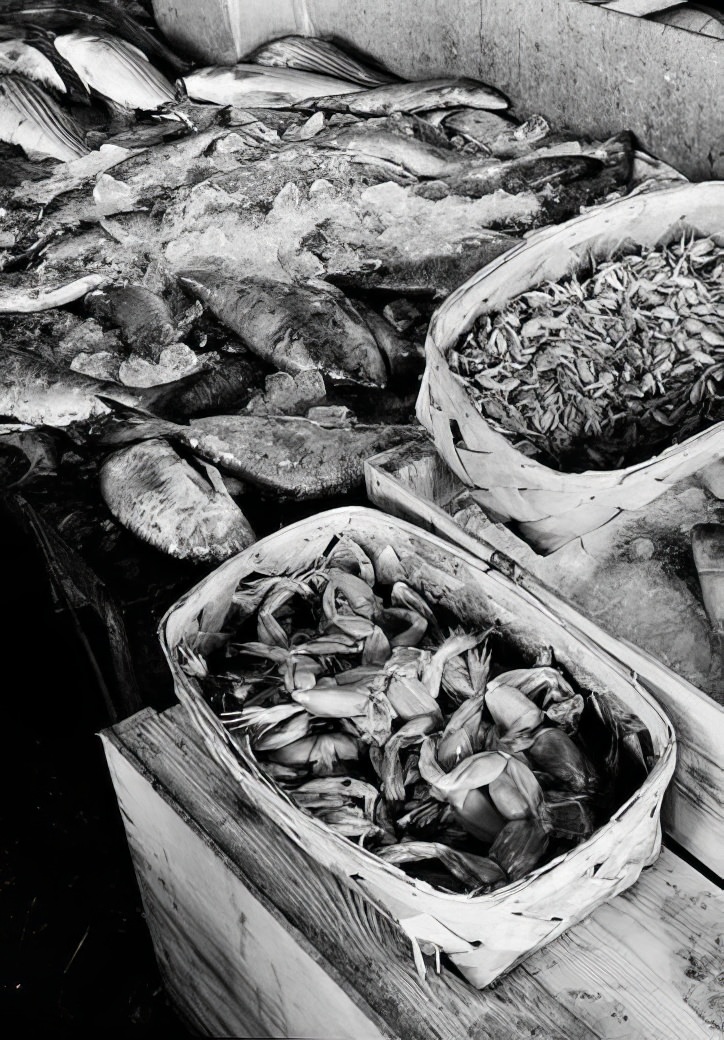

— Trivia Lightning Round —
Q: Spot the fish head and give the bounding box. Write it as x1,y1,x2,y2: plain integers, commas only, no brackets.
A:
176,267,222,302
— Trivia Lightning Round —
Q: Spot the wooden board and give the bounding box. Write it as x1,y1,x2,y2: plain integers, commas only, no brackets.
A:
153,0,724,180
102,705,724,1039
365,442,724,877
103,706,598,1040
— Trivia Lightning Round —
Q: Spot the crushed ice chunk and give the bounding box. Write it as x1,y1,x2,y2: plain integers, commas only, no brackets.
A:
57,318,105,361
70,350,122,381
246,369,326,416
93,174,142,217
118,343,201,386
283,112,326,141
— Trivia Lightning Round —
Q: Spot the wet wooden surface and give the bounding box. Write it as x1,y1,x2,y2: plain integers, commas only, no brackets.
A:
103,704,723,1039
153,0,723,180
365,442,724,877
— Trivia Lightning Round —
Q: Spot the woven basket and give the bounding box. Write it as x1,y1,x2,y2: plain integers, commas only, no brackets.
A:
416,182,724,553
160,506,675,988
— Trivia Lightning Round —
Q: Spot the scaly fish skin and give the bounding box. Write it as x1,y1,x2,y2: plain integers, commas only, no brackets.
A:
185,414,424,498
299,77,509,116
177,271,388,389
54,31,176,110
100,437,255,562
0,73,86,160
182,64,363,108
86,284,177,360
314,125,461,179
0,38,66,92
446,153,604,199
0,347,196,427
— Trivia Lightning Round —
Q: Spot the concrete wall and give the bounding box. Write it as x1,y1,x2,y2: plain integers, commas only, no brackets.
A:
154,0,723,180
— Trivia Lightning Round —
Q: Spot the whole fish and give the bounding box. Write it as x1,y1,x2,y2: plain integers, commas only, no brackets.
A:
445,152,604,199
176,271,388,389
184,414,424,498
444,110,558,159
100,437,255,562
306,225,520,298
298,78,509,116
0,2,188,73
314,125,461,178
0,73,86,160
86,284,178,360
54,32,176,109
182,64,364,108
530,131,634,226
247,35,396,88
0,347,200,427
92,407,424,498
0,37,66,92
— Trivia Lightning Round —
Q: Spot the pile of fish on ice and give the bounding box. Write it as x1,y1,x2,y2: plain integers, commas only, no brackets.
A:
0,0,685,565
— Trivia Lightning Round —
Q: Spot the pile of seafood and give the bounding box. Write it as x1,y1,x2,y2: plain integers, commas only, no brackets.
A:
451,233,724,472
0,0,671,568
184,533,654,893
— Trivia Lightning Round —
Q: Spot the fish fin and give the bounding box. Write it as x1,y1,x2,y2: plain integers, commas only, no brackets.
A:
134,368,208,418
0,73,87,159
248,35,397,88
92,396,180,442
0,3,190,74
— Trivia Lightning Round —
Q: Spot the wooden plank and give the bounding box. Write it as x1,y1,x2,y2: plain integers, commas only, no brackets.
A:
524,850,724,1038
102,724,392,1039
103,705,599,1040
365,446,724,876
103,705,723,1039
152,0,724,180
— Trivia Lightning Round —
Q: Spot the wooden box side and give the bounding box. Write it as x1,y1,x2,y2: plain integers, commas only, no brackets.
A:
102,705,724,1038
365,446,724,877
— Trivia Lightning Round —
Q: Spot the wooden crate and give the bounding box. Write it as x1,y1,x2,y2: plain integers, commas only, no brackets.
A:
365,441,724,877
102,704,724,1038
153,0,723,180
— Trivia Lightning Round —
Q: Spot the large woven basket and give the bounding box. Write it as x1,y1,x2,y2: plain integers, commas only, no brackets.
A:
160,506,675,988
416,182,724,553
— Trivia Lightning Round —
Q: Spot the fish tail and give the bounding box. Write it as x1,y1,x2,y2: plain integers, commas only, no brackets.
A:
90,393,177,447
135,368,207,417
1,73,86,159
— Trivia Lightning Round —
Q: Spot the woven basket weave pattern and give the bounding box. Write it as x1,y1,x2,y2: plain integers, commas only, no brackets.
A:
416,183,724,553
160,507,675,988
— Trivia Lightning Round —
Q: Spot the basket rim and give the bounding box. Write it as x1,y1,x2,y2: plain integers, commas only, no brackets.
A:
159,505,677,906
427,180,724,350
419,181,724,485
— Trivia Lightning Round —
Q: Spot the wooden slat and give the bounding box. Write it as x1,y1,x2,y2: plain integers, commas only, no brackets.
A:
103,705,723,1039
103,712,392,1039
524,850,724,1038
365,446,724,876
153,0,724,180
103,705,599,1040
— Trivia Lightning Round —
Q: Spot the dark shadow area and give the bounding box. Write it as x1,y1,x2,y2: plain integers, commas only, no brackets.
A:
1,515,190,1036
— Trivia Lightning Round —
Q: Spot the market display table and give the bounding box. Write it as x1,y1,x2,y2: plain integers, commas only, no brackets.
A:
102,705,724,1039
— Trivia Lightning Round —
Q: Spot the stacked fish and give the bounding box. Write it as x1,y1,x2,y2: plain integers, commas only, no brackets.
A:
0,1,186,161
0,5,660,571
182,534,653,893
